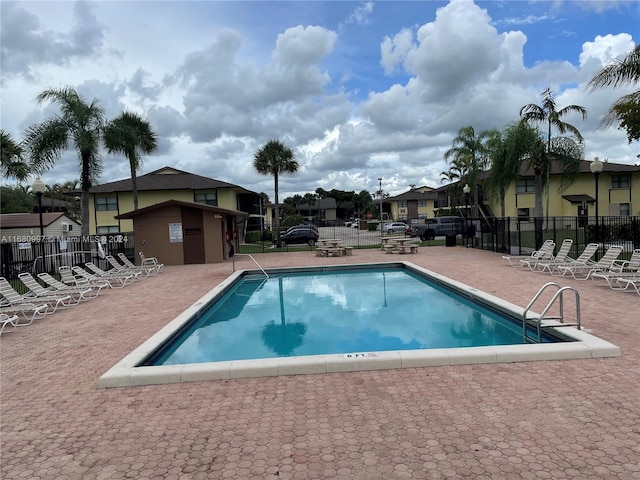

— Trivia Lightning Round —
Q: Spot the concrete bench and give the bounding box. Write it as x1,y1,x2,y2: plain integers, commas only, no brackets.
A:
344,247,354,256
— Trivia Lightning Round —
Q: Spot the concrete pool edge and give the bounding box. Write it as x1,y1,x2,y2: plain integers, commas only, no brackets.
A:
97,261,622,388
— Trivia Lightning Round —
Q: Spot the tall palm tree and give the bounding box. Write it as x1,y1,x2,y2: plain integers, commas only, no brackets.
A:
1,129,30,181
253,139,299,248
24,87,105,236
444,126,499,218
103,111,158,211
520,88,587,222
303,192,316,220
588,44,640,144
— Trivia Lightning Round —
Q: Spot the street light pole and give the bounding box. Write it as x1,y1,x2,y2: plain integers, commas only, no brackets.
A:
378,177,383,243
463,183,471,247
32,177,46,272
590,157,604,251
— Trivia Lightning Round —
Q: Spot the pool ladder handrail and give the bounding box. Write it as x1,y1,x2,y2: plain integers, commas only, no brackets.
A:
522,282,581,343
232,253,269,278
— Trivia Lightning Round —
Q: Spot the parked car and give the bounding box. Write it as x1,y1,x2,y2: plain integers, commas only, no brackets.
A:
285,224,318,235
411,216,467,240
276,227,319,246
381,222,411,234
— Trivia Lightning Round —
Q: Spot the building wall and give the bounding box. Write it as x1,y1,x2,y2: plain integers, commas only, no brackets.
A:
0,217,80,240
130,205,185,266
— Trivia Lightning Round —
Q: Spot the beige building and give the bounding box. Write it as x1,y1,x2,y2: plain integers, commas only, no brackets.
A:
87,166,264,236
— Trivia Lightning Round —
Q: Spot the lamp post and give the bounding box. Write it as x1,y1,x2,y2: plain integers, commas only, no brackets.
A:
378,177,383,242
32,177,46,272
590,157,604,248
463,183,471,247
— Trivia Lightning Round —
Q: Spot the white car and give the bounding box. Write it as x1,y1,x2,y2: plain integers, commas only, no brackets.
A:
381,222,410,234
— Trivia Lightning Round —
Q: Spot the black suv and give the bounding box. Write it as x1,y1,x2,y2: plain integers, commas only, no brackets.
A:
411,216,467,240
277,227,319,246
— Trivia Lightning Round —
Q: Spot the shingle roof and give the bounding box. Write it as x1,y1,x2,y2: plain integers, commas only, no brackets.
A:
387,190,439,202
0,213,77,229
114,199,248,219
88,166,258,194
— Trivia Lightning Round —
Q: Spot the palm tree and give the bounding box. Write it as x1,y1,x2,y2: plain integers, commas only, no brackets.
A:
444,126,499,218
253,139,299,248
1,130,30,181
303,192,316,220
103,111,158,211
24,87,106,236
520,88,587,222
487,119,583,248
588,44,640,144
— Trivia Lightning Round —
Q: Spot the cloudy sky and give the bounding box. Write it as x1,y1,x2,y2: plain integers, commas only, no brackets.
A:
1,0,639,200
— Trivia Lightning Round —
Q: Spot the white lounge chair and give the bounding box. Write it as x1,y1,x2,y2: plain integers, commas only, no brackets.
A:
0,303,49,325
117,253,155,277
592,249,640,288
555,245,624,280
72,265,134,289
0,276,68,314
613,275,640,295
38,272,105,300
84,262,138,285
537,243,599,275
139,252,164,273
502,240,555,267
103,257,144,280
18,272,81,305
0,314,18,335
523,239,573,271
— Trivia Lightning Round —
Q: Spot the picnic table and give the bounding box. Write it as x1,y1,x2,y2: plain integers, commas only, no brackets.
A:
382,238,419,254
316,239,353,257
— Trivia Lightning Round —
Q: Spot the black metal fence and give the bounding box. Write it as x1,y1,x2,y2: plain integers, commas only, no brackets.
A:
1,233,134,280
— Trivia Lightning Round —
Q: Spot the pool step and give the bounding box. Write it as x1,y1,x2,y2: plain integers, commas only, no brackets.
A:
522,283,581,343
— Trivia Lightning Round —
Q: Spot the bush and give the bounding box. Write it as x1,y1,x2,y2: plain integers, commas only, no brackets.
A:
245,231,262,243
367,222,379,231
261,230,274,242
282,214,305,228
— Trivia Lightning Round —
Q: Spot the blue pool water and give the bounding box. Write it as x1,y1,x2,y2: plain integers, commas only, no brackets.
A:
144,266,563,366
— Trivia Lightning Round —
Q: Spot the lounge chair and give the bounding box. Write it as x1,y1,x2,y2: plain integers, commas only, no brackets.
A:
72,265,134,289
18,272,82,305
555,245,624,280
139,252,164,273
38,272,105,300
613,275,640,295
0,276,68,314
117,253,156,277
537,243,599,275
0,314,18,335
86,261,139,282
591,249,640,288
105,254,144,278
502,240,555,267
523,239,573,271
0,303,49,325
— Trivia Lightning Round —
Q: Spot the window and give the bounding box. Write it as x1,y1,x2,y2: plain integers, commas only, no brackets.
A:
611,174,630,189
195,192,217,206
398,215,407,221
517,208,530,218
97,226,120,234
418,200,427,207
95,196,117,211
417,213,427,219
398,201,407,208
619,203,630,216
516,178,535,193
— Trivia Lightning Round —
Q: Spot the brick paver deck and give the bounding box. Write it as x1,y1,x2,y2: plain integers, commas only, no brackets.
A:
1,247,638,479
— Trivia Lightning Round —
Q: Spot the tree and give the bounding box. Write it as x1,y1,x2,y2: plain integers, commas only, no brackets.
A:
444,126,499,218
520,88,587,222
253,139,299,247
302,192,316,220
103,111,158,211
588,45,640,144
24,87,106,236
1,130,30,181
0,186,34,213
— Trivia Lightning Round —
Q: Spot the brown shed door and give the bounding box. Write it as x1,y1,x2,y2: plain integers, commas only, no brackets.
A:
181,207,205,264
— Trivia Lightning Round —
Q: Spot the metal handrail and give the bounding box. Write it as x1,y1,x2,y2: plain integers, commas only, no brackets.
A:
232,253,269,278
522,282,581,343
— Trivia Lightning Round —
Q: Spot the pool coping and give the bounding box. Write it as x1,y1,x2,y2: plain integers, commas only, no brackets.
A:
97,261,622,388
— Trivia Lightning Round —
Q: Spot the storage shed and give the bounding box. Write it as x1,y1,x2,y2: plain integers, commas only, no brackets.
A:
115,200,247,265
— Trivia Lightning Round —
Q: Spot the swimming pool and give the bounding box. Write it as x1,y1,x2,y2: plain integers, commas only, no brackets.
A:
99,262,621,387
